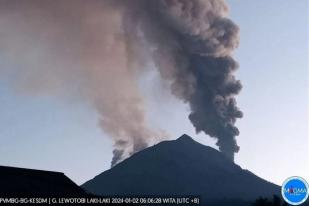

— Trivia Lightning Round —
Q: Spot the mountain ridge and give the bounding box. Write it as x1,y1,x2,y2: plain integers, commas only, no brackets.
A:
82,134,280,201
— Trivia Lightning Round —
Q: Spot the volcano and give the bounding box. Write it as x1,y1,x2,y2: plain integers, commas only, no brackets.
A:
82,134,280,204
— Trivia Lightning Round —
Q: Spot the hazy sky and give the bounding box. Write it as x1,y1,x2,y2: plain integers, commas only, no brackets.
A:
0,0,308,186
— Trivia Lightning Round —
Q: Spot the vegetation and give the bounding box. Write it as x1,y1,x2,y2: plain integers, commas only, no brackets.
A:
252,195,287,206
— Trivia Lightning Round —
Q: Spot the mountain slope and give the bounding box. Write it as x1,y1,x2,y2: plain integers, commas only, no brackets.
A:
82,134,280,201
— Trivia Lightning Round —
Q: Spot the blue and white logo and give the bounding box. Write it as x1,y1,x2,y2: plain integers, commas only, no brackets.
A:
282,176,309,205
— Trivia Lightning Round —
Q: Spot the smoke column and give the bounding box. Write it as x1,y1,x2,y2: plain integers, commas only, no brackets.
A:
115,0,243,161
0,0,242,163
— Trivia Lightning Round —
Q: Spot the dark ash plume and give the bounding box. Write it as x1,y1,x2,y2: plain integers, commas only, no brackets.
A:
0,0,242,163
111,149,124,168
120,0,243,161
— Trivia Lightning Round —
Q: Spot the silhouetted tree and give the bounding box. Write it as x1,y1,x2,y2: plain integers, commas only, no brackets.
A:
252,195,286,206
272,195,281,206
253,197,272,206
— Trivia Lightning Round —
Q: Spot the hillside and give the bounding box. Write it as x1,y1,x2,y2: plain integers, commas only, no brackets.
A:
82,134,280,203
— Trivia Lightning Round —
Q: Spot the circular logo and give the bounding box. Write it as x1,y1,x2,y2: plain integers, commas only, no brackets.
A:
282,176,309,205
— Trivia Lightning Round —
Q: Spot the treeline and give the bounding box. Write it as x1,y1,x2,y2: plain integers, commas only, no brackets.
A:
252,195,287,206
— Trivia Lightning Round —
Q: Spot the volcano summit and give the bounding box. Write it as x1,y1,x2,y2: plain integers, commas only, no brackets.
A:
82,134,279,204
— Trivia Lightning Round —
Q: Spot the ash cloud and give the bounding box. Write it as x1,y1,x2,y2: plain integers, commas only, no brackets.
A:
120,0,243,161
0,0,242,163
